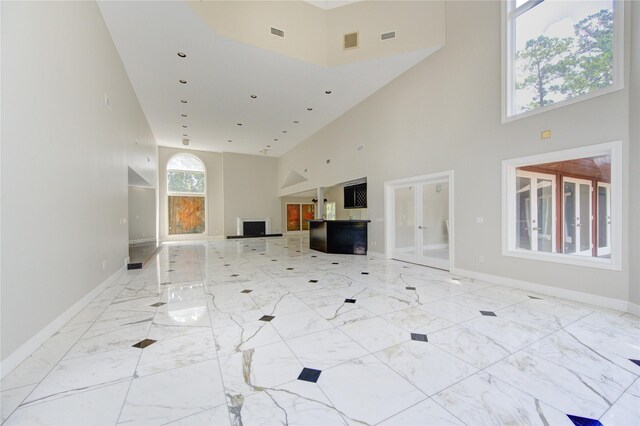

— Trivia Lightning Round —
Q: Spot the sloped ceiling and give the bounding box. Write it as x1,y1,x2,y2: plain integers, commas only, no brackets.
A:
98,1,442,157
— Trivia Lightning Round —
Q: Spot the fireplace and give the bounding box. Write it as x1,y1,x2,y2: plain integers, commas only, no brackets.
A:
243,221,266,236
236,217,271,236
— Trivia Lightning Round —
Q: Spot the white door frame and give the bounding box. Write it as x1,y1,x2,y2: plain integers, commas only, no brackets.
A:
563,177,593,256
597,182,611,256
384,170,454,270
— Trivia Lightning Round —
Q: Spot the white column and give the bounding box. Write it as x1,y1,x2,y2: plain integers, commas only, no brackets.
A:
316,187,325,220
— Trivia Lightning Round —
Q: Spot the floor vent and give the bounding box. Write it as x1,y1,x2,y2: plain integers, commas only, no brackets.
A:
271,27,285,38
344,32,358,49
381,31,396,41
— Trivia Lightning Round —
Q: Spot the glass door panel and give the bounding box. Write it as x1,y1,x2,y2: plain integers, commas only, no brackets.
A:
563,178,592,256
564,182,577,254
536,178,554,253
516,172,556,253
597,184,611,256
516,176,532,250
420,181,449,269
393,186,416,261
579,183,592,254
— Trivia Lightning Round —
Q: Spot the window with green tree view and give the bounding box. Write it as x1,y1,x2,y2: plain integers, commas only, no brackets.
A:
505,0,622,118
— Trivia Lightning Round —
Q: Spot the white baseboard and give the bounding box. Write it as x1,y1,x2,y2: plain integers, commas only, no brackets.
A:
628,302,640,316
453,267,631,313
0,266,126,379
129,237,156,244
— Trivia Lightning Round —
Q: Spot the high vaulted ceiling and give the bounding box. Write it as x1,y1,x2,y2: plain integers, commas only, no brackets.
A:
98,1,444,157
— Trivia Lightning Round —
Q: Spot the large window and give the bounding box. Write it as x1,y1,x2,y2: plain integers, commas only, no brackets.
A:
503,141,621,270
504,0,622,120
167,154,206,235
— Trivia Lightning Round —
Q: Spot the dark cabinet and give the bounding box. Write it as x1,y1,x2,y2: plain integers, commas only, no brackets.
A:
344,183,367,209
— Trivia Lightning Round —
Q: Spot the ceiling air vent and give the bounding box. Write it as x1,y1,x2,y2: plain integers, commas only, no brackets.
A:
344,32,358,49
270,27,285,38
381,31,396,41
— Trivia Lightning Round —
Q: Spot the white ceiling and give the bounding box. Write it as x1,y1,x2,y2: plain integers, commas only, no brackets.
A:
98,1,436,157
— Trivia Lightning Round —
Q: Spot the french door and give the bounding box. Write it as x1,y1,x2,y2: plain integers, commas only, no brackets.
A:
597,183,611,256
387,173,452,270
515,171,556,253
563,178,593,256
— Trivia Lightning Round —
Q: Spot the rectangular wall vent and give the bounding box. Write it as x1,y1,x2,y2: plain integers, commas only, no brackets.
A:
270,27,285,38
344,32,358,49
381,31,396,41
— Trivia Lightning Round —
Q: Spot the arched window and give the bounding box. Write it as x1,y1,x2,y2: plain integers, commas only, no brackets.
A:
167,154,206,235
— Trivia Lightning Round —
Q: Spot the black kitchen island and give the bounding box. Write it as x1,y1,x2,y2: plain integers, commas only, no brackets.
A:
309,219,371,255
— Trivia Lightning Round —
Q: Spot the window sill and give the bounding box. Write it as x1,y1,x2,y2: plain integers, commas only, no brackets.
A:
502,248,621,271
502,83,623,124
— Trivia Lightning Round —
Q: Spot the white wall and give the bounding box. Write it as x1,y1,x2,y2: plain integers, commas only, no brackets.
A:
1,1,157,361
278,1,632,303
223,153,281,236
128,186,157,242
158,147,224,240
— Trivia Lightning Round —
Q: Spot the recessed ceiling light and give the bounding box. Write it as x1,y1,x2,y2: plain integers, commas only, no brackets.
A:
267,145,271,148
182,125,187,128
307,107,313,111
228,140,232,143
325,90,332,94
179,79,187,84
274,138,278,141
177,52,186,58
293,120,299,124
237,123,242,126
282,130,287,133
181,100,187,103
181,114,187,117
250,95,257,99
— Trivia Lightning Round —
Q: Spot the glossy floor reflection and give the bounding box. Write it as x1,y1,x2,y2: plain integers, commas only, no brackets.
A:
2,236,639,425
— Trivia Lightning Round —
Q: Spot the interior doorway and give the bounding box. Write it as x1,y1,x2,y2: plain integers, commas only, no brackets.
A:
385,171,454,270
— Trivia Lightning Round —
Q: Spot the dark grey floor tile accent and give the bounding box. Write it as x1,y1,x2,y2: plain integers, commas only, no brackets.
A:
411,333,428,342
361,272,369,275
259,315,275,322
528,295,543,300
241,289,253,294
230,274,240,277
309,280,318,283
150,302,166,307
297,368,322,383
286,268,294,270
132,339,157,349
406,286,416,290
480,311,497,317
344,299,356,304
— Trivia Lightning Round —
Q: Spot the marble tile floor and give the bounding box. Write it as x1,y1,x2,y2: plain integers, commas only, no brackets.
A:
1,236,639,426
